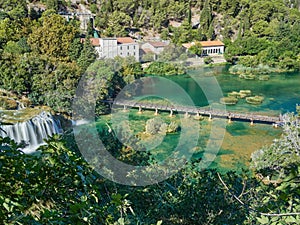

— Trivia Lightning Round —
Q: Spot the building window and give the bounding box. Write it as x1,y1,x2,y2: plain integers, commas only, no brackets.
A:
120,46,122,50
127,52,129,56
134,46,136,49
127,46,129,50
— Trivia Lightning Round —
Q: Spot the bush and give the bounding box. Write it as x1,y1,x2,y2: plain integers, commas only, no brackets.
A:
204,56,213,64
145,117,167,135
144,62,186,75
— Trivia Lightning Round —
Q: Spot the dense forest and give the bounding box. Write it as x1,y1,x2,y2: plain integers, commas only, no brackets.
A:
0,0,300,113
0,0,300,224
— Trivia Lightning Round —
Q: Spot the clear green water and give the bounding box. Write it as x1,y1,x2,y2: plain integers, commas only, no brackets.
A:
96,66,300,172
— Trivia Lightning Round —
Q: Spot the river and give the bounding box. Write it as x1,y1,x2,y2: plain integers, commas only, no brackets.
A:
95,66,300,172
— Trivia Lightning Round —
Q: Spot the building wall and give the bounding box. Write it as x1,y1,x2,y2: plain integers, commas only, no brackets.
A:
94,46,102,59
97,38,139,61
202,46,224,55
117,43,139,61
99,39,118,59
141,43,165,55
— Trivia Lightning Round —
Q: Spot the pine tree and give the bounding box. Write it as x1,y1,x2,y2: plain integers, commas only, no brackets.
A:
77,37,97,72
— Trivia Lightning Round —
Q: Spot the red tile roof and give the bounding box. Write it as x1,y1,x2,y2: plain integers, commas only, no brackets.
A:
200,40,224,47
80,38,100,46
182,43,193,49
117,37,135,44
182,40,224,49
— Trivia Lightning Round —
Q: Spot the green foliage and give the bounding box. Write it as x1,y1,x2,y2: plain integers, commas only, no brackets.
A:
77,37,97,72
204,56,213,64
0,134,250,224
104,11,131,37
69,38,83,61
221,0,300,70
188,42,202,56
0,97,17,110
199,0,213,34
145,117,168,135
250,113,300,224
33,61,82,113
0,135,123,224
145,62,186,76
158,44,186,62
28,12,78,61
76,57,143,115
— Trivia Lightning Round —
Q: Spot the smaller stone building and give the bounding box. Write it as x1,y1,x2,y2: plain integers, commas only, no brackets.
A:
182,40,225,56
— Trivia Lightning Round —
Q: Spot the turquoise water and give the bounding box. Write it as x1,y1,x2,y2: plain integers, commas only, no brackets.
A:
97,67,300,171
170,66,300,114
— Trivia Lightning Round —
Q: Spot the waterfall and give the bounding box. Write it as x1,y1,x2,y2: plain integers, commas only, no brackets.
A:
0,111,63,153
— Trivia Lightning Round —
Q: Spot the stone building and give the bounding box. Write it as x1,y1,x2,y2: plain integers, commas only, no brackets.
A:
82,37,140,61
182,40,225,56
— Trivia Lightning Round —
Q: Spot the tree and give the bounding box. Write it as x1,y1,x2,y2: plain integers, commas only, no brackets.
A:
0,18,18,48
178,19,194,44
34,61,82,113
188,42,203,56
159,44,185,61
77,59,116,114
104,11,131,37
77,37,97,72
68,38,83,61
0,136,122,224
28,12,78,62
199,0,213,34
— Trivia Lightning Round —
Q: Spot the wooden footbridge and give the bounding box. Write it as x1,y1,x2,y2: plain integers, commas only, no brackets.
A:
111,100,283,126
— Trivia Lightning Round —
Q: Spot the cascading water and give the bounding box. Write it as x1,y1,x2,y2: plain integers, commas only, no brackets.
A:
0,111,63,153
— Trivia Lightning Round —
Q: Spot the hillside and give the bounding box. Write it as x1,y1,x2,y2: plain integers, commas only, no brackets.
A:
0,0,299,113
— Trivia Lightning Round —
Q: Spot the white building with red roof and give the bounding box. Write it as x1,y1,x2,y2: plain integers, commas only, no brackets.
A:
182,40,225,56
82,37,139,61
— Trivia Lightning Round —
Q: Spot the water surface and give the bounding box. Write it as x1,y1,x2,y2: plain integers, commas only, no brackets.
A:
97,67,299,171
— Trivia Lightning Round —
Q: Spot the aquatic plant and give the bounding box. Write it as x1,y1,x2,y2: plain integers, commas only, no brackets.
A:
167,121,179,133
246,95,264,105
258,75,270,81
145,117,167,135
145,118,179,135
228,90,252,99
220,97,238,105
239,74,256,80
